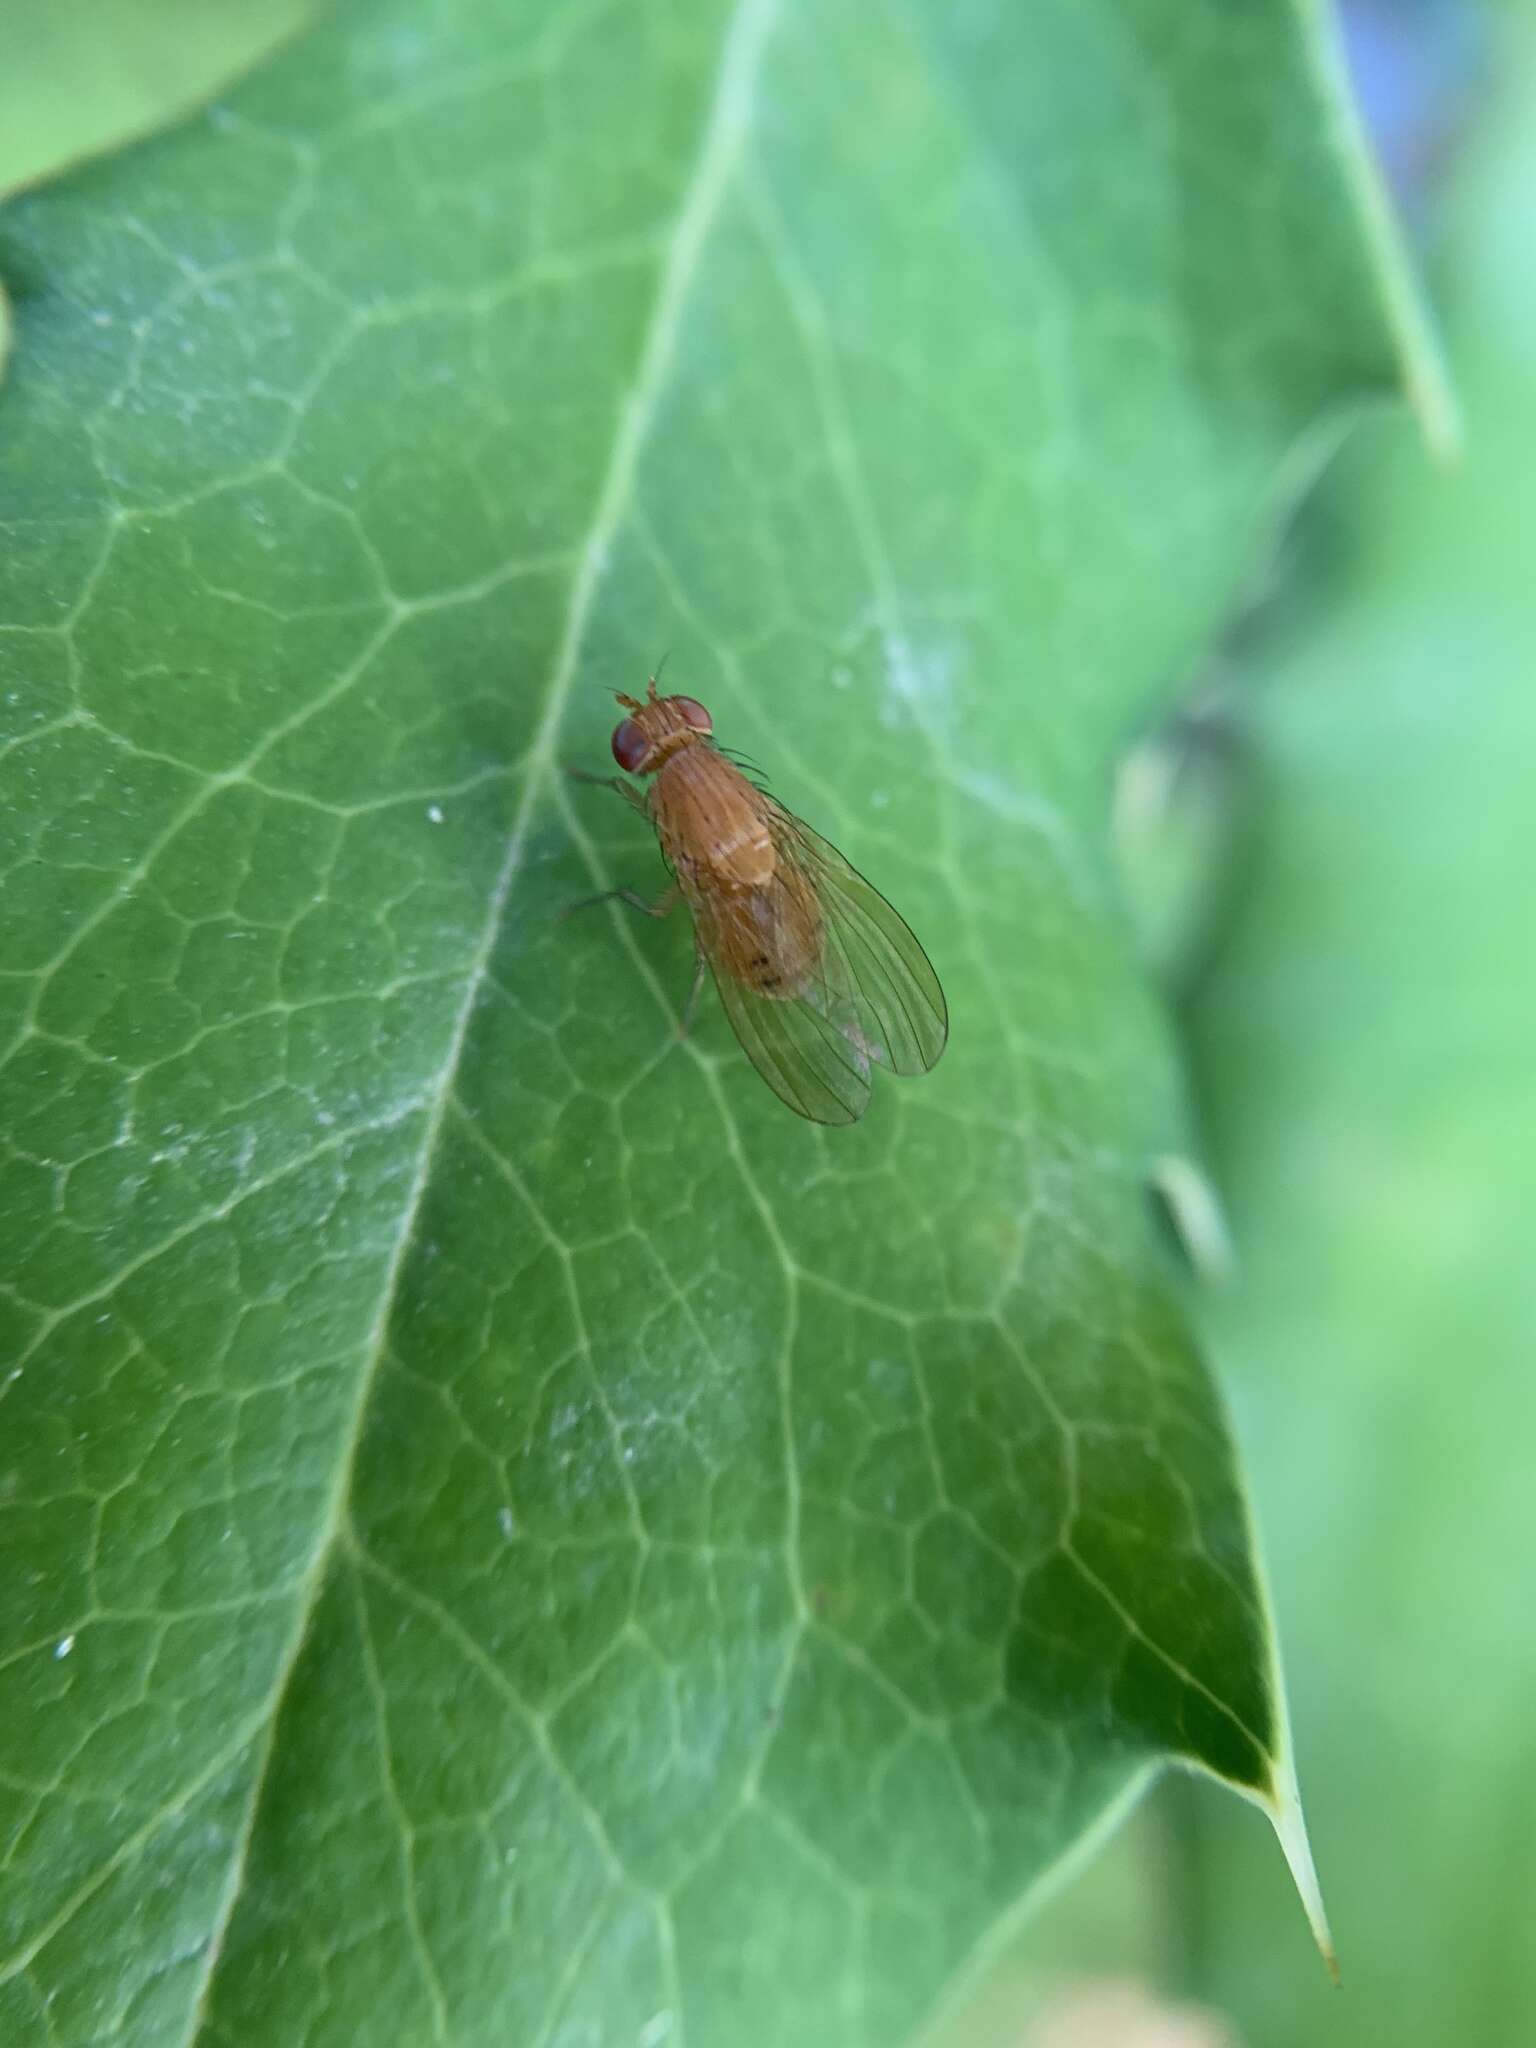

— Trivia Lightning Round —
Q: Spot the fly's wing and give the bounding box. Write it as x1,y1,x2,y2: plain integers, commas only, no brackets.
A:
680,808,945,1124
770,807,948,1078
688,876,874,1124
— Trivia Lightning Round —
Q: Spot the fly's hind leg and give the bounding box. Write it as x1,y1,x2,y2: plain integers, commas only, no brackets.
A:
677,941,707,1041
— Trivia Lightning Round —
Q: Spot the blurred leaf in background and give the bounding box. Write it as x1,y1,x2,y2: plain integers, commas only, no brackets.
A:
934,5,1536,2044
0,1,318,197
1186,8,1536,2042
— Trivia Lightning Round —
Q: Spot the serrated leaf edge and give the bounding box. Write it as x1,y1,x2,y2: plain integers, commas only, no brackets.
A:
1294,0,1461,458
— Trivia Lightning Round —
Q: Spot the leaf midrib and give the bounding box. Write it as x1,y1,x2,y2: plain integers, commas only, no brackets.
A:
164,0,783,2035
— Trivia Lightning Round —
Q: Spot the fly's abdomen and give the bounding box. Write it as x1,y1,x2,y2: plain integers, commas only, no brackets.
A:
731,869,823,999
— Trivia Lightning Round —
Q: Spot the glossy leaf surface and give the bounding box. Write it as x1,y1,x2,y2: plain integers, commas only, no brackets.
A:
0,1,1433,2040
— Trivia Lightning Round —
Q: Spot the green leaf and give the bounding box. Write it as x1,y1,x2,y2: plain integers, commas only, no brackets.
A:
1175,24,1536,2045
0,1,1436,2040
0,2,318,198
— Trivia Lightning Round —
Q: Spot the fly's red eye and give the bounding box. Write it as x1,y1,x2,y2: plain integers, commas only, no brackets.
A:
611,718,649,772
673,696,712,733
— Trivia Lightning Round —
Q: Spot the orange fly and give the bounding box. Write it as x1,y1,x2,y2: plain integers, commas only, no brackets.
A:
570,674,947,1124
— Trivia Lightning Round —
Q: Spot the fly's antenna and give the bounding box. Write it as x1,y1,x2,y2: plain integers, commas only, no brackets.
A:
648,649,671,700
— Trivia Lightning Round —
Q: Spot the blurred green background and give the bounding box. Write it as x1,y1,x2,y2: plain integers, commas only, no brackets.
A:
1184,6,1536,2039
0,1,315,197
943,4,1536,2042
2,2,1530,2044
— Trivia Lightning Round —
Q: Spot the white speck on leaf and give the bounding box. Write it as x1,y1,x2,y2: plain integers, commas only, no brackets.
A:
498,1508,515,1540
427,804,445,824
55,1636,75,1660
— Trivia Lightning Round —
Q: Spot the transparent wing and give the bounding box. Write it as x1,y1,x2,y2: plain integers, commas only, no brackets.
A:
688,878,873,1124
677,808,945,1124
771,808,948,1077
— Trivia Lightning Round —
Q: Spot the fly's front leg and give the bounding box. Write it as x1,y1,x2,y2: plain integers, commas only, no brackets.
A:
565,766,649,815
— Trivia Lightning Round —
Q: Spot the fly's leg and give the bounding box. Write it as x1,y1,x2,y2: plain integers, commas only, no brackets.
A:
563,768,661,917
677,942,707,1041
562,774,699,1037
560,883,679,924
563,881,705,1042
565,767,648,815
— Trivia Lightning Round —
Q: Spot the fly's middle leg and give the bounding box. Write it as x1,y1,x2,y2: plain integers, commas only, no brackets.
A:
560,883,680,924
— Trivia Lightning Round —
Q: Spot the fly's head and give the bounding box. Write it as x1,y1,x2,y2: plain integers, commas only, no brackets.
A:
611,674,713,775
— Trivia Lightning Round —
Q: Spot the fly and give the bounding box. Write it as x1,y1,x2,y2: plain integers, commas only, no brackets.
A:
569,674,947,1125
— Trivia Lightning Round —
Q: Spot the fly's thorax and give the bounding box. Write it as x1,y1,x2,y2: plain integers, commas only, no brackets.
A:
652,746,775,891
